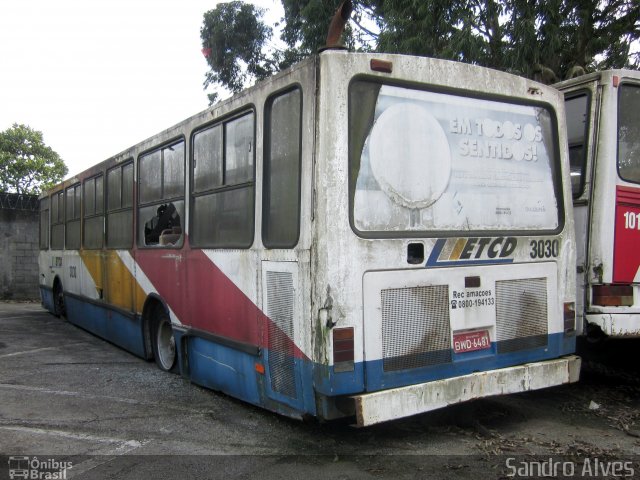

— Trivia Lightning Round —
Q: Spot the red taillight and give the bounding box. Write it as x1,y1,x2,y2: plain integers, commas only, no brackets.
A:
333,327,354,372
592,284,634,307
563,302,576,333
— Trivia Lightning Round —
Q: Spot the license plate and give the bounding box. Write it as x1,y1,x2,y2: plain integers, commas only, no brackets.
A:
453,330,491,354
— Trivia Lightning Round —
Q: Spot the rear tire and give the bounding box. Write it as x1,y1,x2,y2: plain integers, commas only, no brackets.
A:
152,310,176,372
53,281,66,318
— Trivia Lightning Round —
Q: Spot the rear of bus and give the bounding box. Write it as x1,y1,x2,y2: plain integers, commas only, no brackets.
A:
312,51,579,426
558,70,640,339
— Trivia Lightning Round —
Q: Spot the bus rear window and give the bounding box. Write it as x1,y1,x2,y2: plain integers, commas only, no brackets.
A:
618,83,640,184
349,81,561,236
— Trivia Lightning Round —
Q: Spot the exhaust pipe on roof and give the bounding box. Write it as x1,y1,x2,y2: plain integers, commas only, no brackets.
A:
321,0,353,51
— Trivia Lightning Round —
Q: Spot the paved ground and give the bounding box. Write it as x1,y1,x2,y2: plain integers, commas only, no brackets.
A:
1,302,639,479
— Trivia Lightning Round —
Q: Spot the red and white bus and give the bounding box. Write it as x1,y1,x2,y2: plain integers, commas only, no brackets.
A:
556,70,640,340
39,50,580,426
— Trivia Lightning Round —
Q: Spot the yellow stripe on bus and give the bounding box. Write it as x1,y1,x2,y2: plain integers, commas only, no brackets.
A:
449,238,467,260
79,250,147,315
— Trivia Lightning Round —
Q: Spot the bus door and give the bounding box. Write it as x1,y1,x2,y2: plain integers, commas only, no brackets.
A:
610,77,640,295
259,81,310,412
563,82,599,333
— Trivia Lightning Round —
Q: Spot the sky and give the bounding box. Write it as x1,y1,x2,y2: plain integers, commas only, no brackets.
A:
0,0,282,179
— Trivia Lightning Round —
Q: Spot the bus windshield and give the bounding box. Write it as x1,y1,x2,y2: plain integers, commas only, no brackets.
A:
349,81,560,235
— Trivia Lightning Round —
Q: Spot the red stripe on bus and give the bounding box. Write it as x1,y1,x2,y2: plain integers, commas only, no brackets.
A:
616,185,640,206
614,186,640,283
135,247,308,360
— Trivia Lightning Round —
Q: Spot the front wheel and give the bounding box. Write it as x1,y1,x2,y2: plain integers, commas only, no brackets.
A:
53,282,66,318
152,311,176,372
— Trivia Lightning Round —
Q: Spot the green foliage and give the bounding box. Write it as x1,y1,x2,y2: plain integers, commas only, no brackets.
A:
201,0,640,97
0,124,68,195
200,1,275,102
281,0,357,58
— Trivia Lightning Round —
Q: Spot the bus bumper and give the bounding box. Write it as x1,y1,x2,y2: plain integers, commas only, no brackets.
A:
586,314,640,337
351,355,581,427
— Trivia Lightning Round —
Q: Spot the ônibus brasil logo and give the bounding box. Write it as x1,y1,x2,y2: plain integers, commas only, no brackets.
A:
8,456,72,480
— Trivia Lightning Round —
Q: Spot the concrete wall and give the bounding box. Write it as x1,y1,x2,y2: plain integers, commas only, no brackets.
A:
0,195,39,300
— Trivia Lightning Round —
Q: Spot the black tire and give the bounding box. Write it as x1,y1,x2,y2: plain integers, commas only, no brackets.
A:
585,322,607,347
152,309,176,372
53,281,66,318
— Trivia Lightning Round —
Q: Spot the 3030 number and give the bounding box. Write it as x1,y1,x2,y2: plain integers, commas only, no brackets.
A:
529,239,559,259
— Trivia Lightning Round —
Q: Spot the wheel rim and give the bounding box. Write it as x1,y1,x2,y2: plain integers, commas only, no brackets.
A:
156,319,176,370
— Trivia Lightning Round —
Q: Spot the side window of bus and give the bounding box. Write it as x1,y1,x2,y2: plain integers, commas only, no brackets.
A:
565,92,590,197
263,88,302,248
39,197,49,250
138,141,185,247
106,162,134,249
83,174,104,249
50,191,64,250
65,184,81,249
618,83,640,184
191,111,255,248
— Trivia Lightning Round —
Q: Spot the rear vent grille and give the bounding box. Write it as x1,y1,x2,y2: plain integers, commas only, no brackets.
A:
266,271,297,399
381,285,451,372
495,278,548,353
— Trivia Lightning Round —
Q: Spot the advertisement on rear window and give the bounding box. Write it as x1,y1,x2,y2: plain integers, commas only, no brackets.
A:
350,83,560,234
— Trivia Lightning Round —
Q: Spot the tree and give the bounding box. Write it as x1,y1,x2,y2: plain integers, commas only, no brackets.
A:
201,0,640,97
0,124,67,195
200,1,275,105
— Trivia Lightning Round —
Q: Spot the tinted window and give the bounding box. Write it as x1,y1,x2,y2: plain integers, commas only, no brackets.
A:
107,167,122,211
50,191,64,250
565,93,590,197
106,162,134,249
163,143,185,199
191,112,255,248
39,197,49,250
139,151,161,204
225,114,254,184
122,163,133,208
263,88,302,248
138,141,185,247
65,184,81,249
193,124,223,193
83,175,104,249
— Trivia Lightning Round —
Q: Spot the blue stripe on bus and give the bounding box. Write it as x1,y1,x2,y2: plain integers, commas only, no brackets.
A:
361,332,574,392
42,295,576,419
183,335,317,418
315,332,575,395
186,335,262,406
181,331,573,400
64,295,146,358
39,286,55,313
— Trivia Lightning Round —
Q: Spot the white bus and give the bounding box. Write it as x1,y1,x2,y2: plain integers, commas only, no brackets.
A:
556,69,640,340
39,50,580,426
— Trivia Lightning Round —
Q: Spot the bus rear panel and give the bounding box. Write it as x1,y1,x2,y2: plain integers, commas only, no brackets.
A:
310,53,578,424
557,69,640,339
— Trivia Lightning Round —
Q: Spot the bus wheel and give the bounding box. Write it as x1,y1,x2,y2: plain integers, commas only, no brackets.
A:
585,322,606,346
53,282,66,318
152,310,176,372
